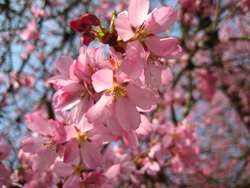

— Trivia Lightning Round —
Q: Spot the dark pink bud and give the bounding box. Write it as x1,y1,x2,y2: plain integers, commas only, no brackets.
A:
70,19,92,32
81,32,95,46
80,14,100,26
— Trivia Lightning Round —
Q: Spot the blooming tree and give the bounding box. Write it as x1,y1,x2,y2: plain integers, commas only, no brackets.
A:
1,0,250,187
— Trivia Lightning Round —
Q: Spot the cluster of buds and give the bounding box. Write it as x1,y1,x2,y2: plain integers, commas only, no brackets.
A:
70,14,101,46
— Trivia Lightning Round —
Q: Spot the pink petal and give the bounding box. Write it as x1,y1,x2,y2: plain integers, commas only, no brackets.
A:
47,75,69,88
128,0,149,28
80,142,103,169
74,58,91,82
86,47,104,65
63,174,81,188
64,138,79,163
105,164,120,179
76,115,94,133
115,59,141,82
122,130,138,150
145,7,177,35
32,148,56,173
164,45,183,60
72,97,94,123
27,114,54,136
162,134,173,148
57,83,86,111
53,126,77,144
54,161,74,177
0,163,12,186
149,161,160,171
143,63,153,87
57,144,64,158
149,62,173,85
126,84,160,110
164,124,175,136
145,36,180,57
87,126,113,145
55,56,74,77
106,115,124,136
86,95,113,124
92,69,113,92
110,46,123,60
115,97,141,132
22,137,49,154
135,115,152,135
114,12,135,41
0,144,12,161
126,40,148,69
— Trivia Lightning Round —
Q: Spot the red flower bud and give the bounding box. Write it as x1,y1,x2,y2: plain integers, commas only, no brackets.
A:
70,19,92,32
80,32,95,46
80,14,100,26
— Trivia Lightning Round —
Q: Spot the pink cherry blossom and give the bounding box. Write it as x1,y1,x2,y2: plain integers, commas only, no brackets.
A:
22,114,63,173
53,115,113,169
86,67,159,133
114,0,180,56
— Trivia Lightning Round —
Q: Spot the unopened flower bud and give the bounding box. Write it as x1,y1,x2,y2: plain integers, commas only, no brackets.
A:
70,19,92,32
81,32,95,46
80,14,100,26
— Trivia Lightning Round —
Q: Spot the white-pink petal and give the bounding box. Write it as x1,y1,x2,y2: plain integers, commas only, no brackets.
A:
32,147,56,173
123,130,138,150
106,115,124,136
87,126,113,145
64,138,79,163
149,62,173,85
92,69,113,92
56,83,86,111
86,95,113,125
27,114,54,136
145,7,177,35
80,142,103,169
128,0,149,28
115,97,141,132
162,134,173,148
105,164,121,180
55,56,74,77
145,36,180,57
126,84,160,110
135,115,152,135
126,40,148,69
114,12,135,42
115,59,141,82
77,115,94,133
22,137,48,154
54,161,74,177
53,126,77,144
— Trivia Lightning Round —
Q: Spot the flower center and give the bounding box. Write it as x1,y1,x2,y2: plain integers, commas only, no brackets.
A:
76,132,90,146
87,63,98,75
131,22,152,41
43,138,56,150
148,53,165,66
79,89,89,100
105,80,127,101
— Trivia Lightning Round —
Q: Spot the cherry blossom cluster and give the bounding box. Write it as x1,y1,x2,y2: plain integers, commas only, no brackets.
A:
2,0,250,187
18,0,184,187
